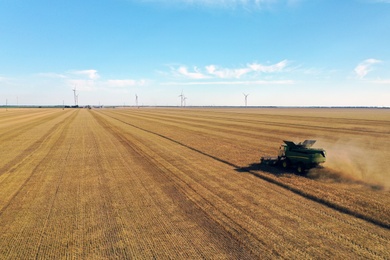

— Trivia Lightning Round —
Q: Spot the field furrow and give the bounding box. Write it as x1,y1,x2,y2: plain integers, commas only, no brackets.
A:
92,110,257,258
0,110,78,259
0,108,389,259
97,109,390,228
0,110,77,212
91,109,390,259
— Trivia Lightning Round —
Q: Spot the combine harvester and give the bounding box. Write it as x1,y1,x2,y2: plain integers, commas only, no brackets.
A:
260,140,326,174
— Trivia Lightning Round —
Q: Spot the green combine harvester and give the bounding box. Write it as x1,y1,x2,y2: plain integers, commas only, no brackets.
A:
260,140,326,174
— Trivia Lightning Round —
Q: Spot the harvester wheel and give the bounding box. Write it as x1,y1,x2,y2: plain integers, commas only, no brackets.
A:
297,163,306,174
282,160,289,169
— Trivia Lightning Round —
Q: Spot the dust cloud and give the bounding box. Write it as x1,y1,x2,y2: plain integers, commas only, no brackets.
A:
308,139,390,190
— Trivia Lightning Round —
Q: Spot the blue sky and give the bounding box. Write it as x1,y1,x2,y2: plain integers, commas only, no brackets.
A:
0,0,389,106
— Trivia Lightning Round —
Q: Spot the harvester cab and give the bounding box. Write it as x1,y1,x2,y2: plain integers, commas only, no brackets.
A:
278,144,287,158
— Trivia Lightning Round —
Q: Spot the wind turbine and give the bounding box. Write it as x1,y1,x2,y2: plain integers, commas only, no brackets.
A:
135,94,139,108
183,96,187,107
178,90,184,107
243,93,249,107
72,86,77,106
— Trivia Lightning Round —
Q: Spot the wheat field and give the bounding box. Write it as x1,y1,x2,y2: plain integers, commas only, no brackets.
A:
0,107,389,259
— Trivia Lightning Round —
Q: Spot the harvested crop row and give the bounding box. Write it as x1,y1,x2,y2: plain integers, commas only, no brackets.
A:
92,109,390,258
0,110,78,259
1,108,389,259
97,109,390,228
0,111,78,222
0,109,74,172
1,109,253,259
91,110,256,258
0,109,59,129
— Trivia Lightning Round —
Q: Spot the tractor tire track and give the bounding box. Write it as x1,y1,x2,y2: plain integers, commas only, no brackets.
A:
148,139,390,255
97,110,390,230
0,110,60,136
91,110,260,258
114,109,390,136
0,110,75,177
0,110,78,259
0,110,78,217
93,110,389,259
34,129,75,259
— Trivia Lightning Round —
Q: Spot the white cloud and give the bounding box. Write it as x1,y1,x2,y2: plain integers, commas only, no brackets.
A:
354,59,382,79
175,66,210,79
371,79,390,84
248,60,288,73
36,72,67,79
172,60,289,80
205,65,251,79
161,79,294,85
0,76,8,82
37,69,148,91
67,78,148,91
37,70,99,80
68,79,97,91
106,79,147,87
70,69,100,80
